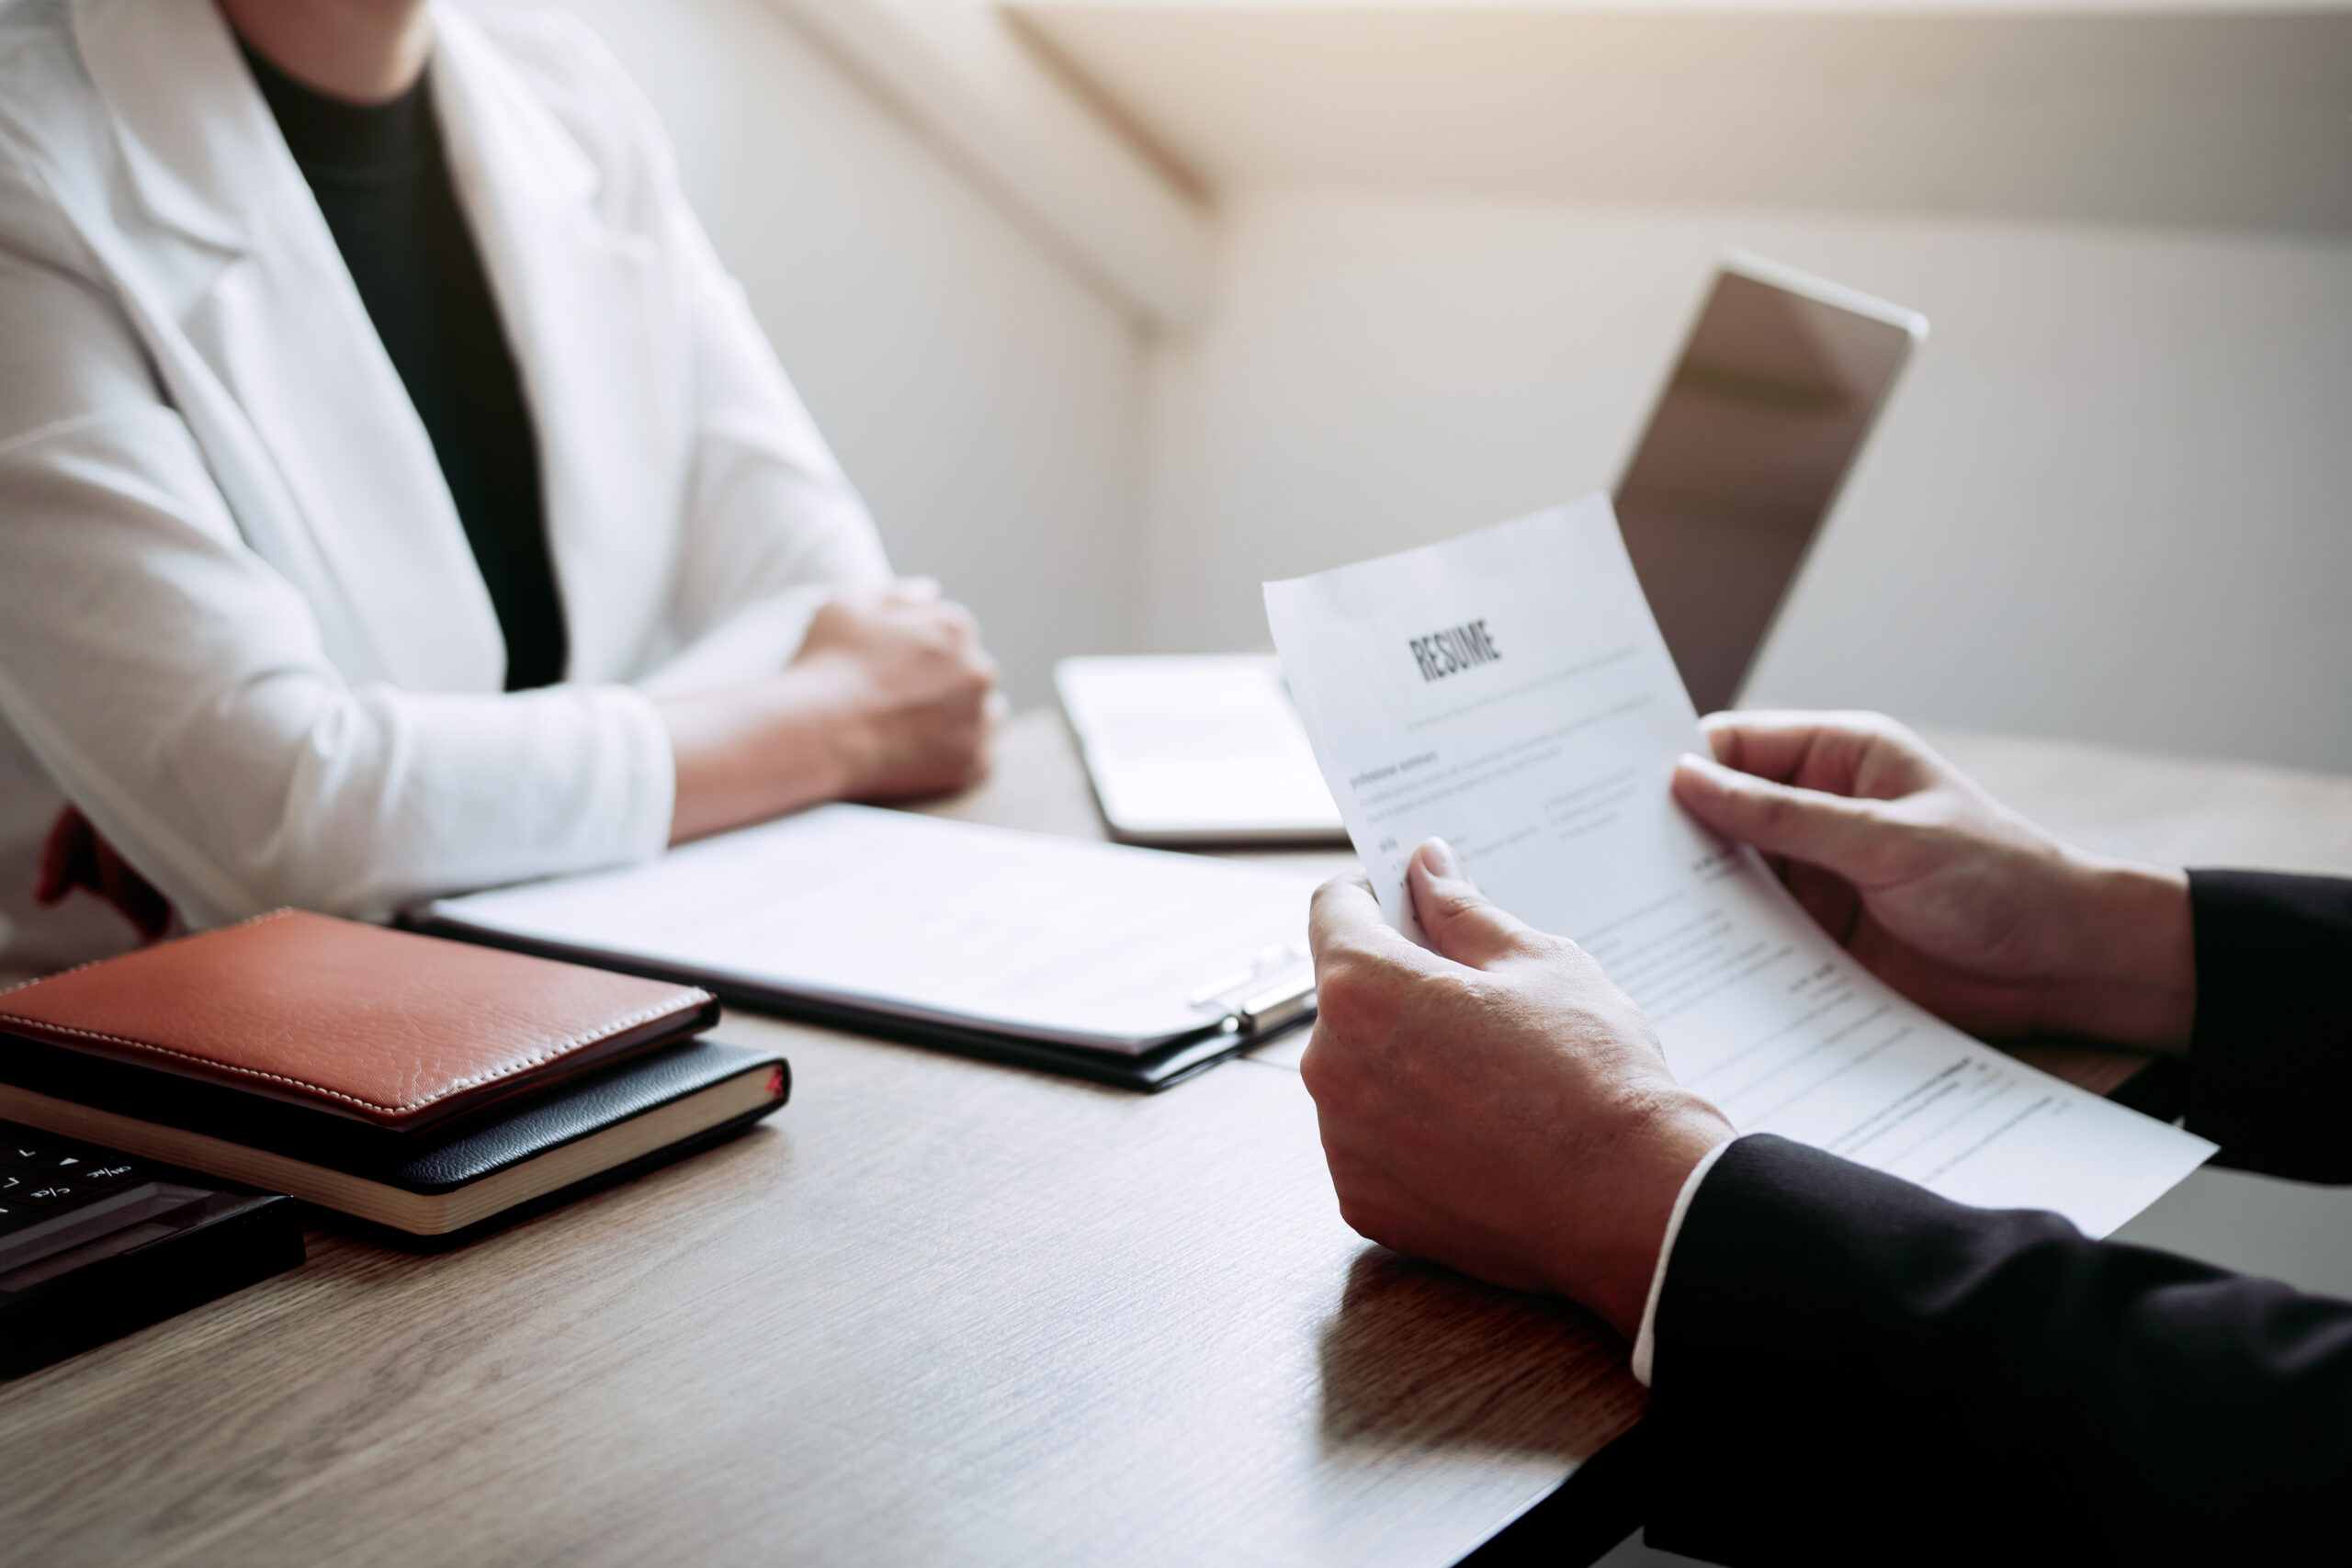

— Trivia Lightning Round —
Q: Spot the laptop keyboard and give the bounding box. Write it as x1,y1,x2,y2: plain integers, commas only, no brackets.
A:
0,1118,304,1376
0,1122,224,1292
0,1130,155,1233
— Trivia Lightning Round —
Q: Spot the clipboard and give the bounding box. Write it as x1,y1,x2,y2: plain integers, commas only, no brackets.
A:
411,805,1322,1091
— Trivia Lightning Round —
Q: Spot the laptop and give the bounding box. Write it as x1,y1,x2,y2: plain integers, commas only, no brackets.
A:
1058,254,1927,847
1,1118,301,1376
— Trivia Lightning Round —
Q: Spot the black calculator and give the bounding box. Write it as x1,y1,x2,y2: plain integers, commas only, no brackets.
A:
0,1120,302,1377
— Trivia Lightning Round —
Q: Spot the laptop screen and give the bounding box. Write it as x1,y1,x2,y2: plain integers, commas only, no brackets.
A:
1614,258,1924,716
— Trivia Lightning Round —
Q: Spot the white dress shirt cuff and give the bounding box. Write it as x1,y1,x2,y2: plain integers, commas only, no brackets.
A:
1630,1137,1734,1387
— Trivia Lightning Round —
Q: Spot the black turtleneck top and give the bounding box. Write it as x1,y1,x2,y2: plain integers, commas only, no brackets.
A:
242,41,569,691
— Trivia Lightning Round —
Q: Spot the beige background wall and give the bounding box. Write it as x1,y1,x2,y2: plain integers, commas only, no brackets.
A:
550,0,2352,770
559,0,1154,707
1138,192,2352,770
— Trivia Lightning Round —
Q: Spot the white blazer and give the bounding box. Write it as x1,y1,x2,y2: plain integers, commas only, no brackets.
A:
0,0,895,976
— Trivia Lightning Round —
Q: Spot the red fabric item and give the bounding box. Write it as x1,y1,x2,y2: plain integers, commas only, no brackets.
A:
33,806,174,942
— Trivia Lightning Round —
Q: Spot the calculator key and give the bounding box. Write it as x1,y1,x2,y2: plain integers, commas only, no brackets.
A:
0,1143,51,1169
17,1181,83,1208
0,1171,23,1195
75,1160,142,1185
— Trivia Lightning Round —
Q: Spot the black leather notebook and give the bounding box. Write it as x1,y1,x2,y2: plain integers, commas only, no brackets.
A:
0,1034,786,1238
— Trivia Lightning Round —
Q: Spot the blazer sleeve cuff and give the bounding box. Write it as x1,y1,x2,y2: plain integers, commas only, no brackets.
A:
2187,869,2352,1183
600,682,679,863
1630,1137,1731,1386
1646,1132,2098,1410
372,681,678,912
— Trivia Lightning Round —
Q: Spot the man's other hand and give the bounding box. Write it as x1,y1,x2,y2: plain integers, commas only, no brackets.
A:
1301,840,1732,1341
1672,711,2193,1051
792,579,1000,802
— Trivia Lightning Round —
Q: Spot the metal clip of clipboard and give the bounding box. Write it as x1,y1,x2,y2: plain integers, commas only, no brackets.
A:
1233,972,1316,1035
1187,946,1317,1037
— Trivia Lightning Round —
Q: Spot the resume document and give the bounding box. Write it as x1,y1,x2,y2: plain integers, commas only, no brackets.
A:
1265,499,2211,1236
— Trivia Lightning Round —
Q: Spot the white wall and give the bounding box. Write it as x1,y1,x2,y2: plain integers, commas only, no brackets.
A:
543,0,2352,772
556,0,1153,705
1018,3,2352,236
1140,192,2352,772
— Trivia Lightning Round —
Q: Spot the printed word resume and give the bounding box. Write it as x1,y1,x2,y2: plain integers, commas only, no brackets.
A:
1264,498,2210,1236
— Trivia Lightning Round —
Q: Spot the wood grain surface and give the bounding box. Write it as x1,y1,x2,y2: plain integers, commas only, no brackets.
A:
1923,727,2352,878
3,709,2340,1568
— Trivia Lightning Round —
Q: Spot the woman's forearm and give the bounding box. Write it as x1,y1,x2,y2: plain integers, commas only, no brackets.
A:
657,665,857,846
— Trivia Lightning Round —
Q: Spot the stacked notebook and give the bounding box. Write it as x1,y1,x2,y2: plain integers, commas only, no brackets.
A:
0,911,788,1241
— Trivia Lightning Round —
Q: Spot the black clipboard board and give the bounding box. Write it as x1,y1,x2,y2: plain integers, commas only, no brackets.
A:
402,913,1312,1091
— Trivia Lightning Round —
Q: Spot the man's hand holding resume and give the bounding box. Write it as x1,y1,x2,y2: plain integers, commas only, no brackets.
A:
1264,497,2211,1238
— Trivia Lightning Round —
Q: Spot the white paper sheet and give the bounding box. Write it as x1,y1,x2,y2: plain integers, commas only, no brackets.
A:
426,806,1319,1054
1264,498,2211,1236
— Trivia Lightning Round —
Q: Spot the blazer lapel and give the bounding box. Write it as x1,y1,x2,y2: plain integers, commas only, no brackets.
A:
72,0,506,694
431,9,688,684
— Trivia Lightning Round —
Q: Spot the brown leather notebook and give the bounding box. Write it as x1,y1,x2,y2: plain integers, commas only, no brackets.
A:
0,910,719,1132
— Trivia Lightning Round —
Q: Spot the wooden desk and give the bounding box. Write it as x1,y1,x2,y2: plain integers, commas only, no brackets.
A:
4,713,2346,1568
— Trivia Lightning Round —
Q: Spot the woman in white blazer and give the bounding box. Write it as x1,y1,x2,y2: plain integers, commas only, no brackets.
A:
0,0,998,979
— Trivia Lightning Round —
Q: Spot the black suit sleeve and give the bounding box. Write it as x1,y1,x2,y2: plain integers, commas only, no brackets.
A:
2188,870,2352,1182
1636,873,2352,1563
1642,1135,2352,1567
